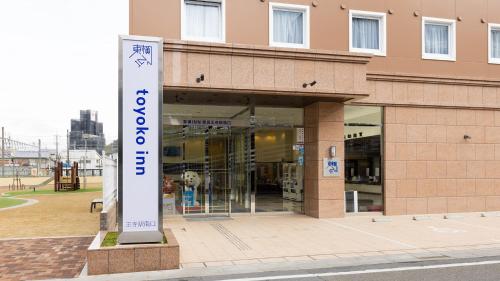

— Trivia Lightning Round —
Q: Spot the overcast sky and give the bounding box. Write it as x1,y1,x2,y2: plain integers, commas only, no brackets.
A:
0,0,128,149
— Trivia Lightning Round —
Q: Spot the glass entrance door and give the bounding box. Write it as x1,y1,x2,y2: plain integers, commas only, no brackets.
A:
206,127,231,214
178,125,232,215
163,103,305,216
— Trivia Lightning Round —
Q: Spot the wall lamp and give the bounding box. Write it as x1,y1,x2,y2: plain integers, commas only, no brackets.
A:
196,74,205,83
464,134,471,140
302,80,317,88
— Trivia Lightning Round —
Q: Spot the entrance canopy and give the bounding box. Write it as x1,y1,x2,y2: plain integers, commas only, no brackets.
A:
163,40,371,107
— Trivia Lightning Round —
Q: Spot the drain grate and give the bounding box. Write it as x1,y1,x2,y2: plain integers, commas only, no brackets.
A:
211,223,251,251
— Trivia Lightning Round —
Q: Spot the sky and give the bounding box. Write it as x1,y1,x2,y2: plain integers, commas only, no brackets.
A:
0,0,128,149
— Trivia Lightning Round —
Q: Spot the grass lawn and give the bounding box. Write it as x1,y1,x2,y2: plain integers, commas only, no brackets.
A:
101,232,118,247
0,197,26,209
101,232,168,247
0,189,102,238
3,187,102,197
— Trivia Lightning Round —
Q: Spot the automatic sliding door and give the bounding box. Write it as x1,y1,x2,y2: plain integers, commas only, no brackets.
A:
182,126,206,215
254,107,305,213
207,129,230,214
163,103,254,216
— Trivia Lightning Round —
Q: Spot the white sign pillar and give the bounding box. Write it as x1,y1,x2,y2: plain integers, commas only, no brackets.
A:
118,35,163,244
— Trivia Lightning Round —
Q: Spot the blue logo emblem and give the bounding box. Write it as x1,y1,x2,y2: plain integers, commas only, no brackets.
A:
129,44,153,67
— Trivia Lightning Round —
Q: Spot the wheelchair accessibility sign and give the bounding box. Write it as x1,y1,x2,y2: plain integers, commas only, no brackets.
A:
323,158,340,177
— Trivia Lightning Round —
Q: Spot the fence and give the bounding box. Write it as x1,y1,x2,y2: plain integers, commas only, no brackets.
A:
0,167,35,177
78,169,103,176
102,156,118,210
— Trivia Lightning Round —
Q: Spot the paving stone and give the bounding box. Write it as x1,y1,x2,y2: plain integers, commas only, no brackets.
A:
0,236,93,281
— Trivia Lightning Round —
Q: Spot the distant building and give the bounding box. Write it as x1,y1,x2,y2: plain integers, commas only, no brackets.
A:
62,149,103,176
9,149,54,176
104,140,118,155
70,110,105,155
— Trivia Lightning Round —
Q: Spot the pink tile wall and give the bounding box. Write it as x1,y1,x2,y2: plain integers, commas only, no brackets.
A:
363,81,500,109
385,106,500,215
304,102,345,218
164,50,369,97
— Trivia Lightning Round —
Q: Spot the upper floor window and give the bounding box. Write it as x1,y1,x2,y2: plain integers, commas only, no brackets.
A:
422,17,456,61
349,10,386,56
269,3,309,48
489,23,500,64
181,0,225,43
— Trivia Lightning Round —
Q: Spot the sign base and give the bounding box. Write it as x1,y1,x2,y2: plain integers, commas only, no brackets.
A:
118,230,164,244
88,229,179,275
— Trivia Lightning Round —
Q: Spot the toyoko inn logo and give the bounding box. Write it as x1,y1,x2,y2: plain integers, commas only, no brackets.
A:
128,44,153,67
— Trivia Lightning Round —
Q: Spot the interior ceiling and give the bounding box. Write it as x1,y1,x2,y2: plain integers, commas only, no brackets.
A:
163,104,304,124
163,104,246,118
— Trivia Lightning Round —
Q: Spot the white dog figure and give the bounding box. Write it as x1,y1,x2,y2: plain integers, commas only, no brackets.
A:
182,171,201,207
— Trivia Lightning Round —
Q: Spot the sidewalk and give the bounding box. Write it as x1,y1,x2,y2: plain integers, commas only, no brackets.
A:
54,212,500,280
169,212,500,267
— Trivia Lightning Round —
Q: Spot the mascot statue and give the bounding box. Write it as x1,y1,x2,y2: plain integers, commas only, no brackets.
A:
182,171,201,207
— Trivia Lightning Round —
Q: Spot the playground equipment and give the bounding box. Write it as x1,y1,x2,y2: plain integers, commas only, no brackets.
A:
54,161,80,191
8,172,25,190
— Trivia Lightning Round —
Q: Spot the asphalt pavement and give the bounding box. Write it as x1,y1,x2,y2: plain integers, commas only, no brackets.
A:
152,256,500,281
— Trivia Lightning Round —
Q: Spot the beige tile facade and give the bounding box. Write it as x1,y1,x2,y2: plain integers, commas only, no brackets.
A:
162,41,500,218
163,41,370,100
383,103,500,215
363,80,500,109
304,102,345,218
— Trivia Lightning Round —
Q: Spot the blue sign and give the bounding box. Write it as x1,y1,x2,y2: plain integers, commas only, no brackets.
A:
184,190,195,207
323,158,340,177
128,44,153,67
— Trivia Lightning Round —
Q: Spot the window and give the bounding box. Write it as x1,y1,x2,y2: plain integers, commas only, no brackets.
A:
344,106,383,213
181,0,225,43
349,10,386,56
489,23,500,64
422,17,456,61
269,3,309,48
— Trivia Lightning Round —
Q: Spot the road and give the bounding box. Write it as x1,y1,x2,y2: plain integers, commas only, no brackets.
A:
156,257,500,281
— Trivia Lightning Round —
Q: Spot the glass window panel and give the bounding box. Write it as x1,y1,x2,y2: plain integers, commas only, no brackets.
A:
352,17,380,50
425,23,449,55
185,0,222,40
492,29,500,59
344,106,383,213
255,107,304,127
255,107,304,213
273,9,304,44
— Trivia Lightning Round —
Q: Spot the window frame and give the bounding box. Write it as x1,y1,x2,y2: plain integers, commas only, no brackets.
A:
488,23,500,64
349,10,387,56
421,17,456,61
269,2,310,49
180,0,226,43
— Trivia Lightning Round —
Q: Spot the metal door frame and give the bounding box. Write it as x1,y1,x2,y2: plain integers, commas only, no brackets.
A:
181,125,232,217
164,104,256,217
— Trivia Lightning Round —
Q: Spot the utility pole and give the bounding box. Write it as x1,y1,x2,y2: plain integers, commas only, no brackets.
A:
37,139,41,176
84,136,88,189
1,127,4,177
66,130,70,176
55,134,59,162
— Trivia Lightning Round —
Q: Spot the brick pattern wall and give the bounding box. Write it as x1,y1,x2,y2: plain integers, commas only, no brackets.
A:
384,106,500,215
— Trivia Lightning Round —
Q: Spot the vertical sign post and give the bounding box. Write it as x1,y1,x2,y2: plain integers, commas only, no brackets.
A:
118,35,163,244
